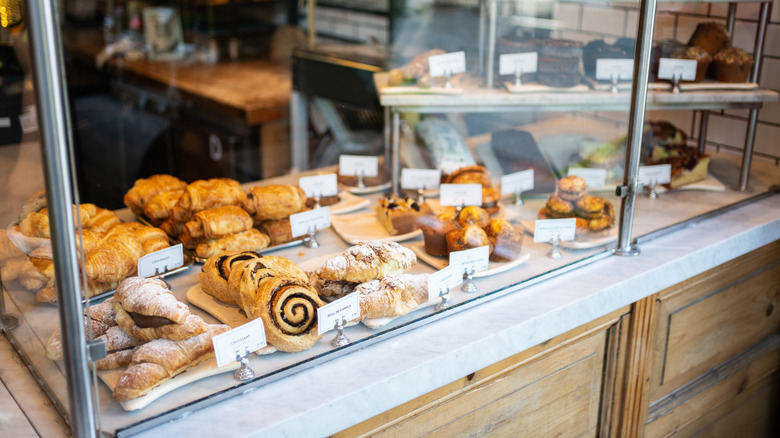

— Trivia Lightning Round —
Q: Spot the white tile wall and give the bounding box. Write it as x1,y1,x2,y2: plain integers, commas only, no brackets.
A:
582,6,625,35
731,20,758,50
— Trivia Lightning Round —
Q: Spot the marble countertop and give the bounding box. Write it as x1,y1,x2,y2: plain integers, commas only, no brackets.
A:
125,191,779,437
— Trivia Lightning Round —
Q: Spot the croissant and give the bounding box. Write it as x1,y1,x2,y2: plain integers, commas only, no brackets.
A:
315,241,417,283
20,204,99,238
84,229,143,283
0,229,23,261
83,208,121,234
109,222,171,255
194,229,270,260
200,250,264,305
123,174,187,217
173,178,247,222
353,274,430,320
242,185,307,223
159,218,184,240
181,205,253,240
113,324,230,401
18,190,47,223
143,189,184,225
242,275,323,352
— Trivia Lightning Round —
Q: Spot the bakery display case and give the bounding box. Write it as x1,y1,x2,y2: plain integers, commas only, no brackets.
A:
1,0,779,437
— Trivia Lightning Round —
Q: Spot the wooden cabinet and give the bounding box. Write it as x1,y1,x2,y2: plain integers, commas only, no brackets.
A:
335,240,780,438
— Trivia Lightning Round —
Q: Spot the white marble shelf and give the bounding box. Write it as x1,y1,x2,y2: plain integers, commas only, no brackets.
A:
375,73,779,113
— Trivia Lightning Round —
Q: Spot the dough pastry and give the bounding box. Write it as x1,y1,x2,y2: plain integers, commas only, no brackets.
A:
18,190,47,223
114,277,190,324
200,250,264,305
353,273,430,320
315,241,416,283
112,323,230,401
20,204,99,238
83,208,121,234
243,276,323,352
259,218,294,246
173,178,247,222
228,256,309,312
181,205,253,240
143,189,184,225
242,185,307,223
123,174,187,217
194,229,271,260
84,229,143,283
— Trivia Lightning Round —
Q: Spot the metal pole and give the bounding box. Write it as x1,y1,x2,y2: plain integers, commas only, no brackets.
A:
485,0,498,88
391,110,401,195
25,1,96,437
697,110,709,155
736,2,769,191
615,0,657,256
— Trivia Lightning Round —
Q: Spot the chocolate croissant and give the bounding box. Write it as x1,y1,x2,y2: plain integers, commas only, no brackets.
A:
242,185,307,223
194,228,270,260
181,205,253,240
173,178,247,222
123,174,187,217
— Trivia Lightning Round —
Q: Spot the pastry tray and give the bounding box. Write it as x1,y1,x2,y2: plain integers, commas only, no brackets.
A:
517,219,618,250
409,242,531,278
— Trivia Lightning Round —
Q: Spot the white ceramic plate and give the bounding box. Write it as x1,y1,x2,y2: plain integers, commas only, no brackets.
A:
328,190,371,215
346,181,392,195
330,212,422,245
517,219,618,249
99,358,239,411
409,242,530,278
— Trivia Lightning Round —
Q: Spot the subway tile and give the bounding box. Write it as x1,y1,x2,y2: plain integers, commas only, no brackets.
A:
758,100,780,125
710,4,729,18
763,24,780,58
773,0,780,23
708,114,748,149
668,3,712,15
732,21,758,51
760,57,780,89
723,108,751,119
625,10,639,36
653,14,679,41
553,3,582,31
582,6,625,35
753,122,780,157
736,3,761,20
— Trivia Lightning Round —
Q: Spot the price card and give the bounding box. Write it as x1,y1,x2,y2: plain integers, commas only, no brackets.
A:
401,168,441,191
500,169,535,196
428,51,467,78
568,167,607,189
595,58,634,81
638,164,672,185
339,155,379,177
657,58,698,81
317,293,360,335
289,207,331,238
427,263,464,301
449,245,490,274
439,183,482,207
212,318,267,368
533,218,576,243
499,52,538,76
137,244,184,278
299,174,338,197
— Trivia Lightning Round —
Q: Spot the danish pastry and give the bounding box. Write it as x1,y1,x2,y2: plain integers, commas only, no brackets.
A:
315,241,416,284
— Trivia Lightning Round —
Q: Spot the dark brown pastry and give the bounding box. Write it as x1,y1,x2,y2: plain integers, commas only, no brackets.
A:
556,175,587,202
481,187,500,215
575,195,607,220
671,46,712,83
444,165,492,187
455,206,490,229
259,219,295,246
713,47,754,83
484,219,523,262
375,196,432,235
544,194,575,218
446,225,491,253
688,21,731,56
418,213,460,257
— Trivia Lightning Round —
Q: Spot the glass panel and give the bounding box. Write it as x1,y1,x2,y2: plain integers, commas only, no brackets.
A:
5,0,778,435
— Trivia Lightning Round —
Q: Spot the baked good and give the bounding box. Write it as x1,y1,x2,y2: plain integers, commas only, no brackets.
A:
259,218,295,246
194,229,271,260
557,175,587,201
123,174,187,218
307,271,357,299
20,204,99,238
354,273,430,320
485,219,523,262
172,178,247,223
386,49,447,86
481,187,500,215
243,185,307,223
574,195,607,219
315,241,416,284
490,130,557,194
713,47,754,83
418,213,460,257
543,194,575,218
671,46,712,83
642,121,709,189
18,190,47,223
227,256,309,312
536,39,583,87
84,229,144,283
305,194,340,209
446,225,491,253
688,21,731,56
539,39,584,57
375,196,431,235
181,205,253,240
455,206,490,229
583,39,632,78
200,250,264,305
112,323,230,401
538,56,580,74
444,165,492,187
113,277,207,341
143,189,185,225
83,208,121,234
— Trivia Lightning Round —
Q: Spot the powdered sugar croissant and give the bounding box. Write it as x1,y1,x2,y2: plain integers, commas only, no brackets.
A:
315,241,416,283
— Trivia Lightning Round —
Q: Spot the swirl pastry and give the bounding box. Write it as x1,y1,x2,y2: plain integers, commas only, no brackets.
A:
245,276,324,352
315,241,416,284
200,250,264,305
228,256,309,313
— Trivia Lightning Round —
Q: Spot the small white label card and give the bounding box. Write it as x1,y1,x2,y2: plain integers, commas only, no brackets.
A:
428,51,467,78
596,58,634,81
449,245,490,274
401,168,441,191
638,164,672,185
317,292,360,335
499,52,538,76
568,167,608,189
439,183,482,207
533,218,576,243
289,207,331,238
299,174,338,198
339,155,379,177
427,263,464,301
657,58,698,81
501,169,535,196
138,244,184,278
212,318,267,368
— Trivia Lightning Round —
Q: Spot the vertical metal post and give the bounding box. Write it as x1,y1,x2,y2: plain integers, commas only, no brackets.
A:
290,90,309,172
307,0,316,46
478,0,486,81
615,0,657,256
726,3,737,35
736,2,769,191
25,1,96,437
485,0,498,88
697,110,709,154
391,110,401,195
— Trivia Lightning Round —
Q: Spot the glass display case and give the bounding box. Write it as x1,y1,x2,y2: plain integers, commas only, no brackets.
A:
1,0,778,436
